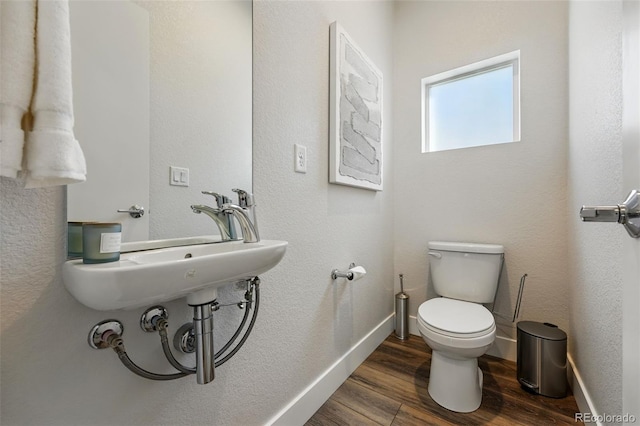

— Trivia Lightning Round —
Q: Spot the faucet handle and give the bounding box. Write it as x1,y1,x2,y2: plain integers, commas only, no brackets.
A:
201,191,230,208
232,188,254,208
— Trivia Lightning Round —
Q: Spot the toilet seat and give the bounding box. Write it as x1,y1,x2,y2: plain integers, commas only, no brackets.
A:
418,297,495,338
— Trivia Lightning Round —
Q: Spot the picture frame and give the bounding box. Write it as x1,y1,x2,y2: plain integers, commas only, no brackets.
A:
329,21,383,191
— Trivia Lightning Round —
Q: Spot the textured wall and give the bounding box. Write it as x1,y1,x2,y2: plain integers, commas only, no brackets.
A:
0,1,394,425
392,1,570,341
568,0,623,417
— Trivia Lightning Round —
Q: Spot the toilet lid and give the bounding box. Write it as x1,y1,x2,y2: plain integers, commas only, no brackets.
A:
418,297,494,335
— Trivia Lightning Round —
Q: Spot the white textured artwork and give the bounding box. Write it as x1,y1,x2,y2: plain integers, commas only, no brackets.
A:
329,22,383,191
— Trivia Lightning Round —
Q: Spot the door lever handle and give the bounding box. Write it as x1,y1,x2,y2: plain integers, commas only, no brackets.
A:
580,190,640,238
117,205,145,218
579,205,620,222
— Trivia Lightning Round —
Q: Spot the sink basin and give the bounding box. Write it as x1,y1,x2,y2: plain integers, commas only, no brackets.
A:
63,239,288,310
120,235,222,253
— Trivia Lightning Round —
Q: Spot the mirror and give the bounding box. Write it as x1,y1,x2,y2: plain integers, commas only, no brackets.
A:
67,0,252,243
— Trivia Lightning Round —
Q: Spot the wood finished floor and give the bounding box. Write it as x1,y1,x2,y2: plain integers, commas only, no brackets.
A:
306,334,582,426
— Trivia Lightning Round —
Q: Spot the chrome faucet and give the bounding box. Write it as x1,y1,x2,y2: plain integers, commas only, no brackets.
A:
191,191,238,240
190,204,235,240
202,191,230,208
222,204,260,243
205,191,239,240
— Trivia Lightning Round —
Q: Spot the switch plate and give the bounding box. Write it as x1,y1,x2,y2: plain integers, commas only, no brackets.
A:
170,166,189,187
294,144,307,173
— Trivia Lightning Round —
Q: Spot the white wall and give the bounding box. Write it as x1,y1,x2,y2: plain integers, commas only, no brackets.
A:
568,0,624,418
0,1,394,425
393,1,570,346
253,1,395,419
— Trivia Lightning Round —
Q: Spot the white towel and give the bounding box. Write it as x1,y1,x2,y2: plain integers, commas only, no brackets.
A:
0,0,86,187
24,0,86,188
0,0,36,179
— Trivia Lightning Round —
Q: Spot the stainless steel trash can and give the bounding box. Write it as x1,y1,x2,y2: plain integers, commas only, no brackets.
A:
517,321,567,398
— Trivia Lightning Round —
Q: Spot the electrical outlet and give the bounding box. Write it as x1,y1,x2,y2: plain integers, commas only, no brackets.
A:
294,144,307,173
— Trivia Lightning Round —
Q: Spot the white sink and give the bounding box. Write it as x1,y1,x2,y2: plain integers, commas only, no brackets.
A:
120,235,222,253
63,239,288,310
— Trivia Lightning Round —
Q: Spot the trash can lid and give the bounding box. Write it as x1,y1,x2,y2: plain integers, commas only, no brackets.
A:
517,321,567,341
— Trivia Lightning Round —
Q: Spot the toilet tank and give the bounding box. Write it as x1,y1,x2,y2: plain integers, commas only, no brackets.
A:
428,241,504,304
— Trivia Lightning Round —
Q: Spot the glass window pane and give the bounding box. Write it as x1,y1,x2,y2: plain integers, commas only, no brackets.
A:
428,65,514,152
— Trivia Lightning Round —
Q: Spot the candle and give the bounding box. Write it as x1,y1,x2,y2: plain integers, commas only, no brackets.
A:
67,222,84,258
82,223,122,264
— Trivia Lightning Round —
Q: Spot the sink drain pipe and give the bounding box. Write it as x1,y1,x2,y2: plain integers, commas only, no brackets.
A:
193,302,215,384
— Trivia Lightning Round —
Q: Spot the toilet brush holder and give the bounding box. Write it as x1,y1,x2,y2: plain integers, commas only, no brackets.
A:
395,274,409,340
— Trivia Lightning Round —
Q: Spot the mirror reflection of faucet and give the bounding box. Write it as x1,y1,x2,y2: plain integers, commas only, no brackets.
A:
190,203,236,241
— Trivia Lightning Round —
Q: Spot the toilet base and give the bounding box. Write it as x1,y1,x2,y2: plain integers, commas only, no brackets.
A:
428,350,483,413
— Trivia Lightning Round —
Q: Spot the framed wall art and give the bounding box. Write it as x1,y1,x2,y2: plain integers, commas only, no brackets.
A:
329,21,383,191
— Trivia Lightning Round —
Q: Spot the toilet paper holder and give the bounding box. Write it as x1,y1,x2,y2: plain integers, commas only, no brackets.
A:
331,263,366,281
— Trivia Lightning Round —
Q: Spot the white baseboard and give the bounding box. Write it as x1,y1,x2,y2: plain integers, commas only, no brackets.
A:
567,353,600,425
266,314,394,426
408,314,419,337
486,335,517,362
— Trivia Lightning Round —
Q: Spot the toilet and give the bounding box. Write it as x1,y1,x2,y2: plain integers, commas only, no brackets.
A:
417,241,504,413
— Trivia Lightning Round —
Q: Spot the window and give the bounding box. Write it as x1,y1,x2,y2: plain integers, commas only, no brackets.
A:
421,51,520,153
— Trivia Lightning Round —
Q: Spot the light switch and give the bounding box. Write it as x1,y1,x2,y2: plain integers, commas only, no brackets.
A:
170,166,189,187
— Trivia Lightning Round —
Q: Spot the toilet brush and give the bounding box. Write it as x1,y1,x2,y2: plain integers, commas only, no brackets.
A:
395,274,409,340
